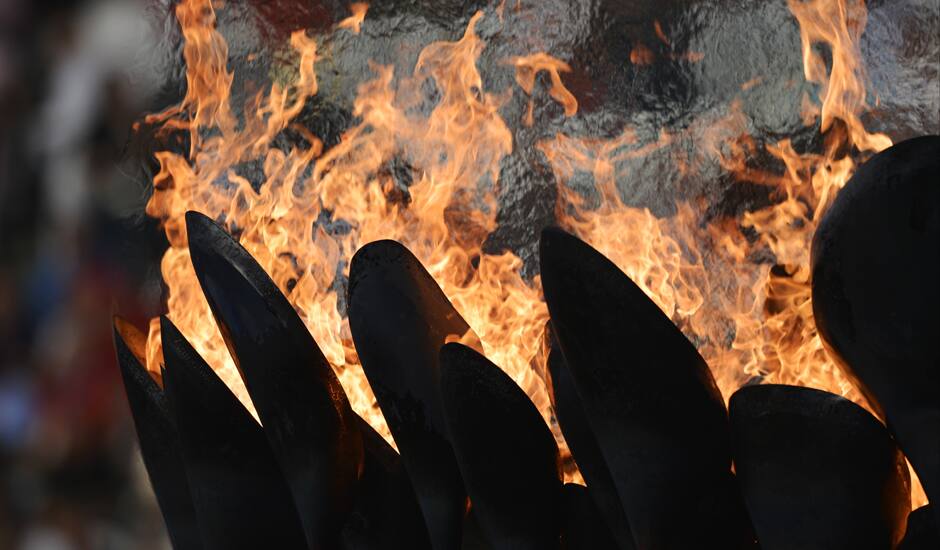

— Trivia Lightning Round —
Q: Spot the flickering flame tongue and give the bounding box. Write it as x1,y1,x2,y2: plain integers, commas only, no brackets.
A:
142,0,922,502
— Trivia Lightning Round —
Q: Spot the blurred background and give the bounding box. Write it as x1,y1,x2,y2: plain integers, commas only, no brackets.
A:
0,1,176,547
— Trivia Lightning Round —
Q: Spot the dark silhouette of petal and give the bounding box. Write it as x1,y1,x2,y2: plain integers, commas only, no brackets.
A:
186,210,363,548
898,506,938,550
561,483,619,550
160,316,307,550
343,416,431,550
540,226,753,549
440,342,563,549
730,384,911,550
812,135,940,522
547,340,634,550
113,318,203,550
348,239,468,549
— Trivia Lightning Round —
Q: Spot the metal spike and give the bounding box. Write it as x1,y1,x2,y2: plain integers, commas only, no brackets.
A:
539,227,754,549
347,239,468,550
160,316,307,549
730,384,911,549
113,318,203,550
439,342,563,550
185,210,363,547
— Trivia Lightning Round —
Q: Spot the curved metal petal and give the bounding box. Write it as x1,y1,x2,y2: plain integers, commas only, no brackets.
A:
812,135,940,520
439,342,563,550
342,416,431,550
113,318,203,550
730,384,911,550
185,210,363,548
539,226,753,549
562,483,619,550
898,506,938,550
347,239,468,549
160,316,307,550
547,342,634,550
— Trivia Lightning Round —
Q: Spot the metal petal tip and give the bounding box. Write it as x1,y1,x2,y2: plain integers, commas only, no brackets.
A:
186,210,363,546
730,384,911,549
547,342,633,550
347,239,468,550
439,342,562,549
113,318,202,550
811,136,940,515
539,227,752,549
160,316,307,549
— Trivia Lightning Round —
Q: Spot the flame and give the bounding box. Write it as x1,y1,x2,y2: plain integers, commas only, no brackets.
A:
142,0,924,503
629,44,655,66
337,3,369,35
506,53,578,124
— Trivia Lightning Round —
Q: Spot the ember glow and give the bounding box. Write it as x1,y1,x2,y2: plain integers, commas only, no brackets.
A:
141,0,923,501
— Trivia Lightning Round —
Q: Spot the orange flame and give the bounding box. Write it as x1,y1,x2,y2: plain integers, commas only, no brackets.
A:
142,0,923,503
506,53,578,124
337,3,369,35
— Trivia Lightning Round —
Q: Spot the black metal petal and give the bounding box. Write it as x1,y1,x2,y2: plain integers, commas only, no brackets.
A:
561,483,619,550
342,416,431,550
113,318,203,550
729,384,911,550
439,342,563,550
539,226,753,549
812,135,940,521
547,342,634,550
548,342,634,550
185,210,363,548
347,239,468,549
160,316,307,550
898,506,938,550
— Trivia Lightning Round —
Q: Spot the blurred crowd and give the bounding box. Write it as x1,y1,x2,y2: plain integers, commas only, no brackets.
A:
0,1,176,548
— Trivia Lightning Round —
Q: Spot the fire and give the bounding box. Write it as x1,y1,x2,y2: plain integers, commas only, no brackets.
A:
505,53,578,125
337,3,369,35
141,0,924,502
